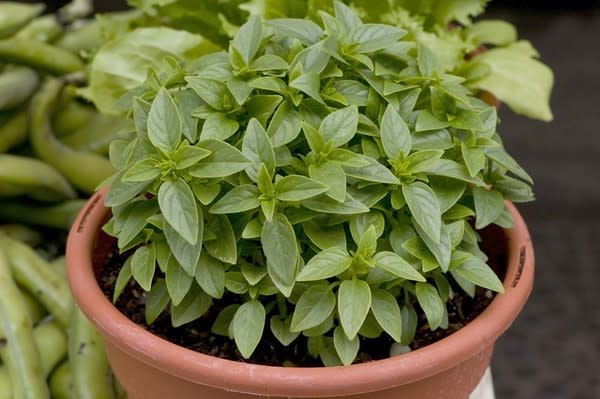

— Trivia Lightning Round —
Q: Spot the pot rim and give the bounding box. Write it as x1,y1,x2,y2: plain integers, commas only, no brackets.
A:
67,188,534,397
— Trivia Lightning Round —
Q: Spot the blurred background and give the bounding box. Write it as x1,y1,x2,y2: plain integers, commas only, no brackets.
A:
15,0,600,397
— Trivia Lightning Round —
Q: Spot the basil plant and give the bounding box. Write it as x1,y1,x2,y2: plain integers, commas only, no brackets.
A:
104,1,534,366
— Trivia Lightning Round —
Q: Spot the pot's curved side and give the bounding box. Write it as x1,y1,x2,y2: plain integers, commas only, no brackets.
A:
67,190,534,399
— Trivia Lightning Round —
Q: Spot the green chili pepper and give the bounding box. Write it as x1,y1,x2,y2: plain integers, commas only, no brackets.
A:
0,155,77,202
69,308,116,399
30,79,115,194
0,66,39,111
0,200,85,230
0,38,83,75
0,235,73,327
0,247,49,399
0,110,28,153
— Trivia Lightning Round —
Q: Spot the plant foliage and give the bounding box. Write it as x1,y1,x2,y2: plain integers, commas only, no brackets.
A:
104,1,535,366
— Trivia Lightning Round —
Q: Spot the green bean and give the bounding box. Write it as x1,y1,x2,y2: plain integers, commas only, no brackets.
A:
0,200,86,230
0,320,68,399
0,235,72,327
0,67,39,111
0,38,83,75
61,113,131,155
55,19,102,54
0,225,42,247
15,15,64,43
0,155,77,202
69,308,116,399
30,79,115,194
49,362,70,399
53,101,97,137
0,2,45,39
0,288,47,341
50,256,67,280
0,247,49,399
0,110,28,153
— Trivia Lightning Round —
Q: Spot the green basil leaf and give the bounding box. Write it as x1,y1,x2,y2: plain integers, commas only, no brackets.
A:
173,89,202,142
373,251,425,281
163,204,203,276
186,76,232,111
159,178,198,245
275,175,328,202
427,159,486,186
413,222,452,272
465,20,517,46
350,24,406,53
130,244,156,292
232,15,262,65
335,80,369,107
165,256,194,306
405,150,444,174
308,162,346,202
209,185,260,214
248,76,287,94
338,279,371,340
261,213,298,297
380,104,411,160
189,139,251,178
329,149,371,168
319,105,359,147
293,43,331,74
145,279,169,325
334,1,362,32
174,146,212,170
0,2,45,38
266,19,324,45
224,272,249,294
344,156,400,185
403,182,442,243
400,305,418,345
204,214,237,264
430,176,467,214
451,256,504,293
200,112,239,141
270,315,300,347
415,110,450,132
122,159,160,182
211,304,239,337
241,262,267,286
147,88,182,152
349,211,385,244
290,72,323,103
117,200,158,250
302,121,325,153
302,220,347,250
267,101,302,147
290,284,336,332
113,257,132,303
493,175,535,203
473,187,505,229
303,193,369,215
250,54,289,71
297,247,352,282
246,94,282,124
242,118,275,181
370,288,403,342
171,285,212,327
195,252,225,299
485,147,533,184
105,172,150,207
232,299,265,359
415,282,445,330
333,326,359,366
461,143,486,177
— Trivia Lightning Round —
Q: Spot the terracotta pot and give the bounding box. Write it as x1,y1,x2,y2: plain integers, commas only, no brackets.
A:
67,189,534,399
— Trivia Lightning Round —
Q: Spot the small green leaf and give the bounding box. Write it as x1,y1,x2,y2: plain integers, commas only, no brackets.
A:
290,284,336,332
122,159,160,182
462,143,485,177
430,177,467,213
302,121,325,153
159,178,198,245
415,282,445,330
302,220,346,250
117,200,158,250
189,140,251,178
232,15,262,65
333,326,359,366
232,300,266,359
270,316,300,346
212,304,239,337
267,101,302,147
275,175,328,202
195,252,226,299
334,1,362,32
427,159,486,186
175,146,212,170
415,110,450,132
200,113,239,141
485,147,533,183
403,182,442,243
308,162,346,202
262,214,298,296
192,181,221,205
242,118,275,181
357,225,378,259
113,257,132,303
297,248,352,281
165,257,194,306
405,150,445,174
210,185,260,214
303,193,369,215
344,156,400,185
453,256,505,293
145,279,170,325
413,222,452,272
171,285,212,327
473,187,505,229
466,20,517,46
131,244,156,292
371,288,402,342
105,173,150,207
350,24,406,53
373,252,425,281
319,105,359,147
163,206,203,276
266,19,324,45
147,88,182,152
338,279,371,340
349,212,385,244
186,77,232,111
225,272,249,294
380,104,411,160
290,72,323,103
418,43,438,77
400,305,418,345
204,214,237,264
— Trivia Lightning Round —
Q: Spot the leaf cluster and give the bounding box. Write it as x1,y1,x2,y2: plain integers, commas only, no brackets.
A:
104,1,533,366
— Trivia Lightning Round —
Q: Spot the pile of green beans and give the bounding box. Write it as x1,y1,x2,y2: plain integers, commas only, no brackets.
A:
0,2,131,398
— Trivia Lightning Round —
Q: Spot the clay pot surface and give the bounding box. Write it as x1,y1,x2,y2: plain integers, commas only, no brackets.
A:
67,188,534,399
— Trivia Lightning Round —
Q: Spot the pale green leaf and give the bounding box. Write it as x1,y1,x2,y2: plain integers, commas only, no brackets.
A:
338,279,371,340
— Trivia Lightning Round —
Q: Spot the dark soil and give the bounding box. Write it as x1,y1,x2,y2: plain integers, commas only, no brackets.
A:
98,225,506,367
